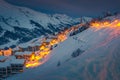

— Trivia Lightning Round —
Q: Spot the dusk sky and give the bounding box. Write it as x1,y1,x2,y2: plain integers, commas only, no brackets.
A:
5,0,120,17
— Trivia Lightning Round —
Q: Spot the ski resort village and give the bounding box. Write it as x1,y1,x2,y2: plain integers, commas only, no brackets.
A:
0,22,87,79
1,16,120,79
0,0,120,80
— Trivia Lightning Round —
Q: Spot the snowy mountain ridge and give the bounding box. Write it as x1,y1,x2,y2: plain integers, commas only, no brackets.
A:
7,14,120,80
0,0,92,49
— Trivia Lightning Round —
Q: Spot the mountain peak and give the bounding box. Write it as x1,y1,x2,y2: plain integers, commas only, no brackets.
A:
0,0,92,49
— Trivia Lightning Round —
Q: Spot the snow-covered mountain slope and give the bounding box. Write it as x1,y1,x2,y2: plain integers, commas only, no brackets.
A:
0,0,92,49
7,14,120,80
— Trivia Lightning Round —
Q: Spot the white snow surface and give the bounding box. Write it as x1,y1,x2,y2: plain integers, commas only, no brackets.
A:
0,0,83,31
15,51,32,55
0,0,119,79
7,15,120,80
0,0,92,49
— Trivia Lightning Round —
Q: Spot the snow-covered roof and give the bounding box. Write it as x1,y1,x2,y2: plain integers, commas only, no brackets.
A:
9,56,16,60
15,51,32,55
45,39,51,42
0,61,10,68
11,59,25,64
13,46,20,51
0,56,7,61
29,43,40,47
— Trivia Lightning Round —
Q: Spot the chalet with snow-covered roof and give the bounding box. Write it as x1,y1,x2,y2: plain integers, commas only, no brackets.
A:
0,48,13,56
0,56,7,62
0,56,25,78
11,59,25,73
15,51,32,59
12,46,23,54
27,45,40,52
0,62,11,78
